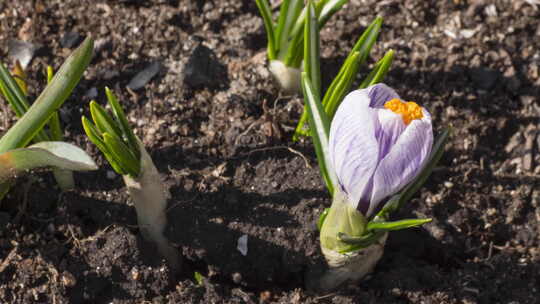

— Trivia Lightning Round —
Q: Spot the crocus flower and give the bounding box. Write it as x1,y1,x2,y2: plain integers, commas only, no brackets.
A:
329,83,433,218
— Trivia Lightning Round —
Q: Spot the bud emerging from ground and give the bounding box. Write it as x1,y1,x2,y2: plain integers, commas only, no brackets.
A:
82,89,181,272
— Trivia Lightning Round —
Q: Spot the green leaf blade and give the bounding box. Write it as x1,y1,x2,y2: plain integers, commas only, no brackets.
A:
367,218,432,232
102,133,140,178
301,73,336,195
304,0,321,98
255,0,277,60
105,87,139,159
90,101,124,141
0,37,94,152
359,49,394,89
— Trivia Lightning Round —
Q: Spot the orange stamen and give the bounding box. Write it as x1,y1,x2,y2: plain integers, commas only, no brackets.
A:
383,98,423,125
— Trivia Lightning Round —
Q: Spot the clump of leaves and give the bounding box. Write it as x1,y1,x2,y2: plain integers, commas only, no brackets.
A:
0,37,96,199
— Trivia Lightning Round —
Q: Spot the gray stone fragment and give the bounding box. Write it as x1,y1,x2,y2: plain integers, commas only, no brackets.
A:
127,61,162,90
8,40,40,69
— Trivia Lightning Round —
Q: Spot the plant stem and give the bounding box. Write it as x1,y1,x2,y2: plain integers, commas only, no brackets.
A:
122,140,181,272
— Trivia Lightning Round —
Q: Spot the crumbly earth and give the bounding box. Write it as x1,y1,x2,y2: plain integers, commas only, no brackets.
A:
1,0,539,303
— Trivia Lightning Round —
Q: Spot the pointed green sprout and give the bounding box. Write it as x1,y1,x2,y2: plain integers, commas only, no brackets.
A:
255,0,349,93
82,88,141,178
82,89,180,271
0,37,95,198
293,16,394,140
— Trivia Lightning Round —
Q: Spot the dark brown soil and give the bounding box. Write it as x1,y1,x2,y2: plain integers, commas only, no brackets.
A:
1,0,539,303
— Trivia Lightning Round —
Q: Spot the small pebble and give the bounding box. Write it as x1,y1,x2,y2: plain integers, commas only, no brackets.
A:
60,32,83,49
61,271,77,287
131,267,140,280
106,170,116,179
127,61,162,90
231,272,242,284
237,234,248,256
8,40,40,69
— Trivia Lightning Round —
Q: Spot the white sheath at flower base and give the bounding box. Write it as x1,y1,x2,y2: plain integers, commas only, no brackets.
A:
269,60,302,94
318,233,387,291
313,188,387,291
123,140,181,272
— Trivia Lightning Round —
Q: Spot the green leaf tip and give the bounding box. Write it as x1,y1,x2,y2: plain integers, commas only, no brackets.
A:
0,36,94,152
83,89,141,178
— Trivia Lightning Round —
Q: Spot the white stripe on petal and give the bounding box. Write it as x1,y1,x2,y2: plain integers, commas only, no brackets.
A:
329,89,380,210
376,109,406,160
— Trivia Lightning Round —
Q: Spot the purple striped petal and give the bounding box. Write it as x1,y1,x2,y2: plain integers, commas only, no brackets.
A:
367,83,400,107
376,109,407,160
367,109,433,217
329,90,379,212
329,83,433,217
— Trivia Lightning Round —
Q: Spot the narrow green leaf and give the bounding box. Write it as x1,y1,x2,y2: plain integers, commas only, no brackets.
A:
0,37,93,152
323,51,361,120
304,0,321,98
349,16,382,65
301,73,336,195
367,218,432,232
318,0,349,27
105,87,139,159
48,112,63,141
0,63,51,143
0,63,30,113
317,208,330,231
284,0,326,67
89,101,124,141
81,116,107,153
44,66,63,142
282,24,304,67
336,230,386,253
103,133,140,177
293,17,383,140
0,75,26,117
255,0,276,60
275,0,304,60
0,64,29,117
359,49,394,89
82,116,127,175
275,0,292,55
292,52,360,140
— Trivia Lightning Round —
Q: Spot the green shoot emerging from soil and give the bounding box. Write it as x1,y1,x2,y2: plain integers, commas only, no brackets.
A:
82,89,181,272
293,15,393,141
0,37,96,199
255,0,350,93
0,58,81,190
